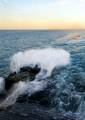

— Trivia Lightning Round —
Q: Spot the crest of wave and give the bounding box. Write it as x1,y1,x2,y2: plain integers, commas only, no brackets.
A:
10,48,70,79
0,48,70,108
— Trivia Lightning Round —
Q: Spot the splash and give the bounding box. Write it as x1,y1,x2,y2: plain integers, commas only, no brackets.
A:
10,48,70,79
0,80,47,108
0,77,5,93
0,48,70,108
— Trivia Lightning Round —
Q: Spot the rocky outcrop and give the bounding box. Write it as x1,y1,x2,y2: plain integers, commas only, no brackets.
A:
0,66,78,120
5,66,41,91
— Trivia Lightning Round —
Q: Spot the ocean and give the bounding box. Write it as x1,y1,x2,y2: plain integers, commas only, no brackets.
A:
0,30,85,120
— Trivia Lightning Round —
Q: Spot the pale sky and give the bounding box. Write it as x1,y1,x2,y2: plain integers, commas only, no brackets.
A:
0,0,85,29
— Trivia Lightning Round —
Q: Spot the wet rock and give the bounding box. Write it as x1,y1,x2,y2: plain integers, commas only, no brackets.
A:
4,66,41,91
20,65,41,74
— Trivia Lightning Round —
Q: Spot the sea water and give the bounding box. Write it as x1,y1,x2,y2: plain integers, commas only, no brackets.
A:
0,30,85,120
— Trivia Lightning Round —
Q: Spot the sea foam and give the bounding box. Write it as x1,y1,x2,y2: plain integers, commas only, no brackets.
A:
10,48,70,79
0,77,5,93
0,48,70,107
0,80,47,108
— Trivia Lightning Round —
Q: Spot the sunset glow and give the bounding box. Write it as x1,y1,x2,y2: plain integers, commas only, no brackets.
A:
0,0,85,29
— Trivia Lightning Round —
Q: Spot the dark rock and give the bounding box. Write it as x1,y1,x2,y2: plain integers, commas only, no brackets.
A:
20,65,41,74
4,66,41,91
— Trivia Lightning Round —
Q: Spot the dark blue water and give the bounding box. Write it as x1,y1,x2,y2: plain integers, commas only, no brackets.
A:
0,30,85,120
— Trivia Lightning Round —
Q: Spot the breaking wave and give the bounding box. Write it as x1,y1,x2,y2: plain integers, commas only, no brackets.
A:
0,80,47,108
58,32,85,41
10,48,70,79
0,48,70,108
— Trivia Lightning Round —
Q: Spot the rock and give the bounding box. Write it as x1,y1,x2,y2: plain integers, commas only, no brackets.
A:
20,65,41,74
5,66,41,91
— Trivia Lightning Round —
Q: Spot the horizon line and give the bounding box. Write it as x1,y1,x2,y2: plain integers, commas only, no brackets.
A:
0,28,85,31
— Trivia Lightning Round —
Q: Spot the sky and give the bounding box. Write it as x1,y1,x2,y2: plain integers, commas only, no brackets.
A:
0,0,85,29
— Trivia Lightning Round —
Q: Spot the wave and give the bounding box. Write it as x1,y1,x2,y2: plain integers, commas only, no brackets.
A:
0,80,47,108
65,33,81,40
10,48,70,79
59,33,85,41
0,48,70,108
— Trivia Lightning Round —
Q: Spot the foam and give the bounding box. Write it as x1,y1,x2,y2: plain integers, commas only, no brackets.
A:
0,77,5,93
59,32,85,41
10,48,70,79
0,80,47,107
0,48,70,108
